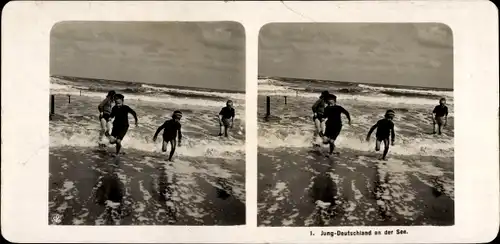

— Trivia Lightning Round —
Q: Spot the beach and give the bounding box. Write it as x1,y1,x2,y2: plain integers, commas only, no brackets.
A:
49,77,246,225
257,78,454,226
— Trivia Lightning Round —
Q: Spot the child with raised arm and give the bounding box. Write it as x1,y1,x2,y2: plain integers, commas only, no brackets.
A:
312,91,330,138
98,90,116,147
218,100,235,137
366,110,396,161
432,98,449,135
107,94,138,156
322,94,351,156
153,111,183,162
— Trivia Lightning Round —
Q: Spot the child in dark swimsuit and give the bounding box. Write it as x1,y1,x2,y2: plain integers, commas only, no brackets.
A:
98,90,116,146
107,94,138,156
322,94,351,156
153,111,183,161
218,100,235,137
432,98,449,135
366,110,396,160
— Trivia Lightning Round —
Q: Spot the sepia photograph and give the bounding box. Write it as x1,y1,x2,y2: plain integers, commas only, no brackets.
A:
257,23,454,226
49,21,246,225
2,1,498,243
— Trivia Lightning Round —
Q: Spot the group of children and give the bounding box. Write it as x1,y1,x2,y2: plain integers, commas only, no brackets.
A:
311,91,449,160
97,91,237,160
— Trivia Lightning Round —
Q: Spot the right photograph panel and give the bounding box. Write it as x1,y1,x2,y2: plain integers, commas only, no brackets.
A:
257,23,454,227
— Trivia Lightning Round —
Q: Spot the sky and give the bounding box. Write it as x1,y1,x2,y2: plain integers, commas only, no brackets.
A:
50,21,246,92
259,23,453,89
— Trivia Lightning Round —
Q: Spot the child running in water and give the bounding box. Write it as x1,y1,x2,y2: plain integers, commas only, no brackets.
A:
432,98,449,135
322,94,351,156
312,91,330,138
153,111,183,162
218,100,235,137
366,110,396,160
106,94,138,156
98,90,116,147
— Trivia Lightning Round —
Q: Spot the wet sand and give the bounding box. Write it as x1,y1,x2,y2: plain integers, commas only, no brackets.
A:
49,86,246,225
257,88,454,226
50,147,245,225
258,147,453,226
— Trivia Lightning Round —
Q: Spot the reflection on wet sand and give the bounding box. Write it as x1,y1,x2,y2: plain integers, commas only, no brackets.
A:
258,148,454,226
49,148,245,225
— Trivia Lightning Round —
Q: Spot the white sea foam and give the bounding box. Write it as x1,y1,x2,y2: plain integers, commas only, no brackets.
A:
357,84,453,98
140,84,245,101
258,108,454,158
258,78,454,106
259,128,453,157
51,87,244,110
50,78,245,109
50,79,246,160
50,126,244,159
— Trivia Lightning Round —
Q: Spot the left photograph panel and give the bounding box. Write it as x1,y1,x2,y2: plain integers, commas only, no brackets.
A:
49,21,246,225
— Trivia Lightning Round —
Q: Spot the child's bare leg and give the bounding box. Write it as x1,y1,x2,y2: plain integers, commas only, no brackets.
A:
375,140,381,151
162,140,168,152
314,119,322,137
320,120,325,137
106,122,112,136
115,139,122,155
382,139,390,160
438,123,443,135
99,119,107,142
168,140,177,161
224,126,229,137
328,139,335,155
218,124,223,136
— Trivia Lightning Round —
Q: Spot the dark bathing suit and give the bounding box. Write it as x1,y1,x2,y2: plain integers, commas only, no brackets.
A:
159,119,182,141
323,105,350,140
98,97,113,122
433,105,448,125
312,99,327,121
374,119,395,141
219,107,235,127
100,114,111,122
110,105,135,140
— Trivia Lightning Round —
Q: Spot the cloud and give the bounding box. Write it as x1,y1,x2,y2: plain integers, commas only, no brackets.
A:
416,24,453,49
258,23,453,88
201,39,241,51
143,42,164,53
86,47,116,55
429,60,442,68
96,32,115,42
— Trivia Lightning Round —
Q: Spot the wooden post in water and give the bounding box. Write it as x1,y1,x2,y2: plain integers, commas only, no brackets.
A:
80,90,82,96
50,95,55,119
68,94,71,104
265,96,271,120
284,96,287,105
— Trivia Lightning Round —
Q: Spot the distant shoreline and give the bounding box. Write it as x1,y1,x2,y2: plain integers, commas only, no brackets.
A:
51,75,246,94
258,75,453,92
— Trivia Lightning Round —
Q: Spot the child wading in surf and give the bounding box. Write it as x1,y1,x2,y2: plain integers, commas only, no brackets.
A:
153,111,183,162
98,90,116,147
218,100,235,137
432,98,449,135
322,94,351,156
366,110,396,160
106,94,138,156
312,91,330,138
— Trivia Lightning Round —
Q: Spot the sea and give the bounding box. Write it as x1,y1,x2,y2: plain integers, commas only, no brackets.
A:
257,77,454,226
49,76,246,225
